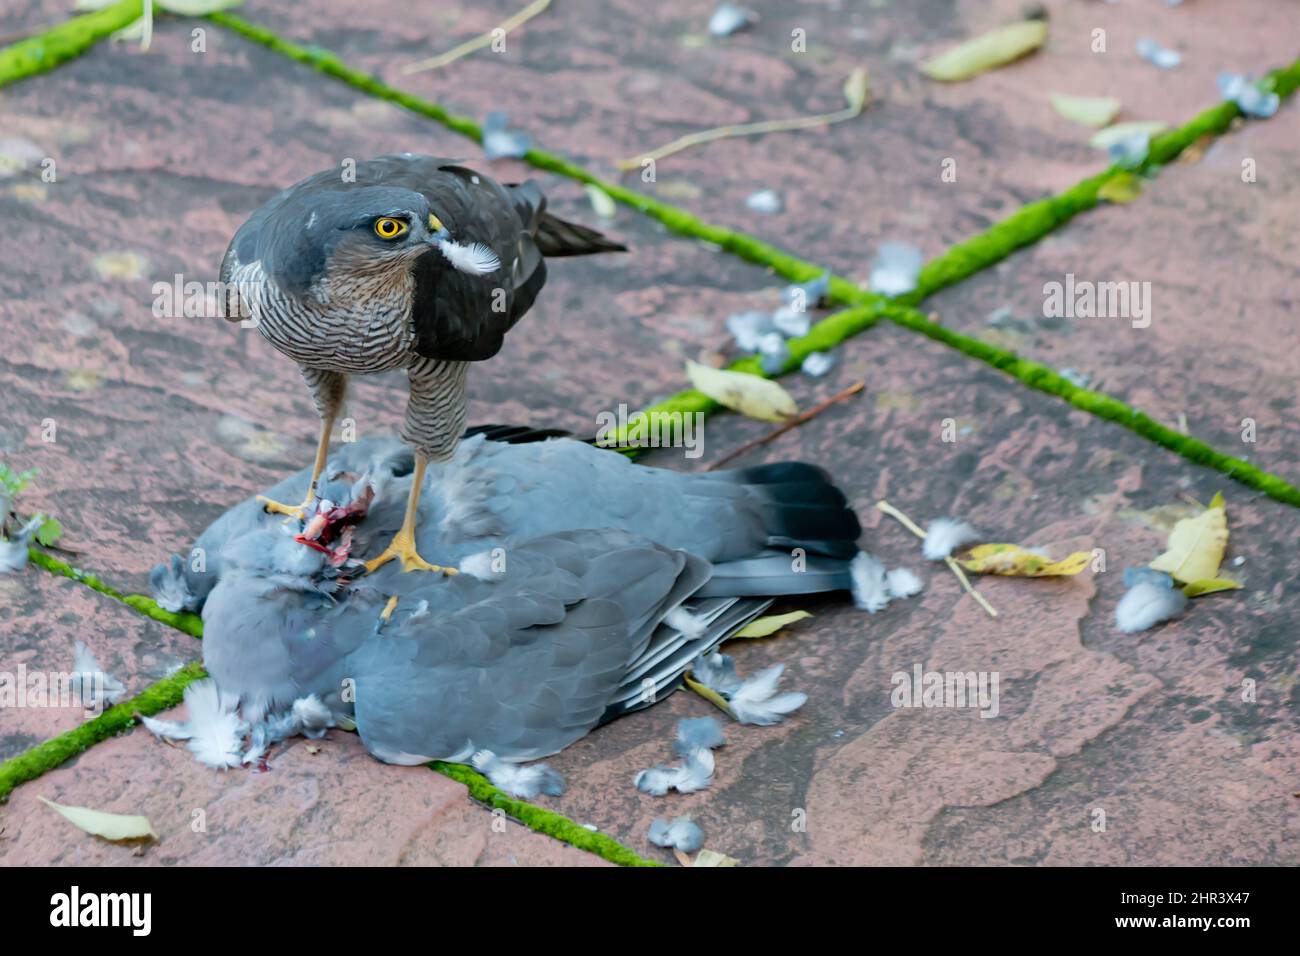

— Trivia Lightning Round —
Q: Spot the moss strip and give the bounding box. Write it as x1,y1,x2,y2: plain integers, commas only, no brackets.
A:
0,0,141,89
29,548,204,637
431,761,663,867
0,661,206,803
14,553,661,867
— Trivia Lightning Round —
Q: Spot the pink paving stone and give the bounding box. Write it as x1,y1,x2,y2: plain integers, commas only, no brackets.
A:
0,718,609,866
0,570,195,762
924,108,1300,478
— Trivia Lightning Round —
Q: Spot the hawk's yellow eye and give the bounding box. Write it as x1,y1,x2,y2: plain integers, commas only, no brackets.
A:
374,217,408,240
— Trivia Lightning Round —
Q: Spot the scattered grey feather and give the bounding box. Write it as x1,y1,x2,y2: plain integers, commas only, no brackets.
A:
149,553,197,613
772,305,811,338
757,331,790,374
674,716,725,756
665,606,707,639
726,310,776,351
1136,37,1181,69
482,111,532,160
801,351,836,377
70,641,127,709
709,3,757,38
472,750,566,798
886,567,923,599
649,816,704,853
868,241,923,296
729,664,807,726
635,748,714,796
744,189,782,213
922,518,981,561
692,651,743,697
849,552,890,613
1116,580,1187,633
0,515,41,574
1218,72,1279,118
784,271,830,310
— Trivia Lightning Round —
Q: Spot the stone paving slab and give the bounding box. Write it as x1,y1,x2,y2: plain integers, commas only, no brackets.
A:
530,322,1299,865
0,572,194,763
925,111,1300,479
0,1,1296,867
0,708,610,865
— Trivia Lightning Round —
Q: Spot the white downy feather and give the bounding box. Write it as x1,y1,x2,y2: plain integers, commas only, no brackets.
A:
1116,581,1188,633
636,748,715,796
729,664,807,726
849,552,891,613
886,567,923,599
179,680,246,769
458,550,499,579
665,606,706,639
922,519,981,560
472,750,565,798
436,238,501,276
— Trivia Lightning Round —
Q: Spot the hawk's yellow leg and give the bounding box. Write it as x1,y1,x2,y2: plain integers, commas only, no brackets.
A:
257,417,333,522
364,454,459,575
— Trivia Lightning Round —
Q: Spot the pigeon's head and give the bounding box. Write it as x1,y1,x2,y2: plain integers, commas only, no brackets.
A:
256,185,446,298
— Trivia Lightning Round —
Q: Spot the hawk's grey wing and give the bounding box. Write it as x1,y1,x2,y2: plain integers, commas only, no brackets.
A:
349,530,709,764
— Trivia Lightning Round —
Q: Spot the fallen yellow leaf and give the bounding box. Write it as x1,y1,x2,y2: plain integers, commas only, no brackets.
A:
683,674,736,719
1098,172,1143,204
1089,120,1168,151
1049,92,1122,128
693,848,740,867
1182,577,1243,598
920,20,1048,82
733,610,812,638
1149,495,1229,585
685,360,798,423
957,543,1092,577
38,796,157,842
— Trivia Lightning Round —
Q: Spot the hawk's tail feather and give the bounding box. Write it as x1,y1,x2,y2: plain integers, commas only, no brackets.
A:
535,212,628,257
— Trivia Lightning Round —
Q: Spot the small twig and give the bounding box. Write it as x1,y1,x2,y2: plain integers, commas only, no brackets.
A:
401,0,552,75
876,499,998,618
706,381,865,471
615,68,871,170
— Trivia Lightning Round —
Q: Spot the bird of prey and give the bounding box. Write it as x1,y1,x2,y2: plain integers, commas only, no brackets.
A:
218,154,625,575
150,432,874,780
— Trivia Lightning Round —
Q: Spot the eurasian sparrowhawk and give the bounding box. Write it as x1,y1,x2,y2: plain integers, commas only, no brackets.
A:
219,154,624,573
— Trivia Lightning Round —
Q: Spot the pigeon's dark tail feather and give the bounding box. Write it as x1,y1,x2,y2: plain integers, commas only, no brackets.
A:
707,461,862,559
535,212,628,257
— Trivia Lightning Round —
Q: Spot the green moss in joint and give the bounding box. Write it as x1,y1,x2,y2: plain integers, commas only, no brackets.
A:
29,548,204,637
430,761,664,867
0,0,142,89
0,661,206,803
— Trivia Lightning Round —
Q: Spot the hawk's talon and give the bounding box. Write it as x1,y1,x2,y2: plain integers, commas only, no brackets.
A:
364,530,458,576
256,495,313,523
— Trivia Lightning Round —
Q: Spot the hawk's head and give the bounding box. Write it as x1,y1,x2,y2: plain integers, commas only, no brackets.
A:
252,185,446,299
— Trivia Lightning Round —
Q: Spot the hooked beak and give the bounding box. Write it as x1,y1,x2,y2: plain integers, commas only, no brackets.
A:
425,212,448,242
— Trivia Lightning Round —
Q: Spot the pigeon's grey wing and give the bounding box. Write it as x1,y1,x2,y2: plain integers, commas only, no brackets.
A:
350,530,708,764
436,436,861,562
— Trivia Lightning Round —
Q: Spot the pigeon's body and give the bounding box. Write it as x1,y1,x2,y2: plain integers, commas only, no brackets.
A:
153,434,866,766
